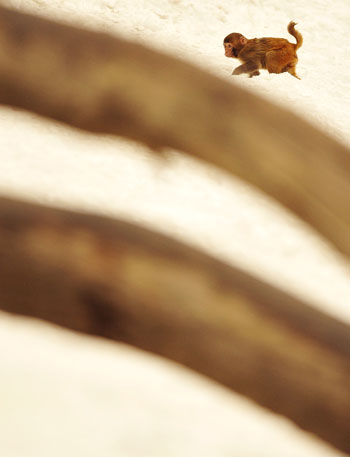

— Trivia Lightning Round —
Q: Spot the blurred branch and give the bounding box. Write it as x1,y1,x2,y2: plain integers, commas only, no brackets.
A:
0,196,349,453
0,6,349,258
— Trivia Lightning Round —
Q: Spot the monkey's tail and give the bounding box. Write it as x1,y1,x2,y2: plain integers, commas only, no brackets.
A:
288,21,303,50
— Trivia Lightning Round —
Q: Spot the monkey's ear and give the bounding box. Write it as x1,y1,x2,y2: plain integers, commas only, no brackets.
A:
239,36,248,45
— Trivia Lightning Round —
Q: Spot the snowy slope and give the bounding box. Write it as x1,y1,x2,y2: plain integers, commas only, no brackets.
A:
0,1,349,456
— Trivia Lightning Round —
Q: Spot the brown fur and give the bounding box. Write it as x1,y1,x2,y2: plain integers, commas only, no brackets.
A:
223,21,302,79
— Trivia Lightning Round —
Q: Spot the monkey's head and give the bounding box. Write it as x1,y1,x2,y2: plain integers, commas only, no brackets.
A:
223,33,248,58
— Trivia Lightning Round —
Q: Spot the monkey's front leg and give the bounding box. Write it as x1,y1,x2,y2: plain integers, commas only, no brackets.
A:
232,61,259,76
249,70,260,78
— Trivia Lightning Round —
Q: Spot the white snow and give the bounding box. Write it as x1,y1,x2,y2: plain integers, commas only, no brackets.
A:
0,1,349,456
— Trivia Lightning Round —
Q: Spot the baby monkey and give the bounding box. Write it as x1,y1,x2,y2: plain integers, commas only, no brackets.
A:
223,21,302,79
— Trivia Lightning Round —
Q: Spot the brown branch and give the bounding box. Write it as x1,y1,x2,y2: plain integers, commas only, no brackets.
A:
0,6,349,258
0,196,349,453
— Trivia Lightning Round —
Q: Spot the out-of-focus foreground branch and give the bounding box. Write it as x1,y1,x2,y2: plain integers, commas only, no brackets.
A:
0,197,349,453
0,6,349,258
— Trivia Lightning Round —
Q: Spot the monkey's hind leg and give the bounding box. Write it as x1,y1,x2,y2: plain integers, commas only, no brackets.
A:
287,65,301,80
265,50,286,74
266,50,301,80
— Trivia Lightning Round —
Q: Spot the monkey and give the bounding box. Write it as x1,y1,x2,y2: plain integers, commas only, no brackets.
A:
223,21,303,79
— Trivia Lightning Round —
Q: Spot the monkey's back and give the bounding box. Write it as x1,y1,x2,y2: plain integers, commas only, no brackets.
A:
238,37,296,66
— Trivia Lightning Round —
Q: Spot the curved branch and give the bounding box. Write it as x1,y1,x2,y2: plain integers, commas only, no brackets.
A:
0,6,349,257
0,196,349,453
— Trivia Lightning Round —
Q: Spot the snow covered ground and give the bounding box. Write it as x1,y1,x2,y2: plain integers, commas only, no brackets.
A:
0,1,349,456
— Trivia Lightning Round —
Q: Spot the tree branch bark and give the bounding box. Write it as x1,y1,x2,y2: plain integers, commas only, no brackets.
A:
0,197,349,453
0,6,349,258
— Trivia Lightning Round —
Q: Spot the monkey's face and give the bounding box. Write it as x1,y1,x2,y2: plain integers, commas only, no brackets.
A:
223,33,247,58
224,41,237,58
